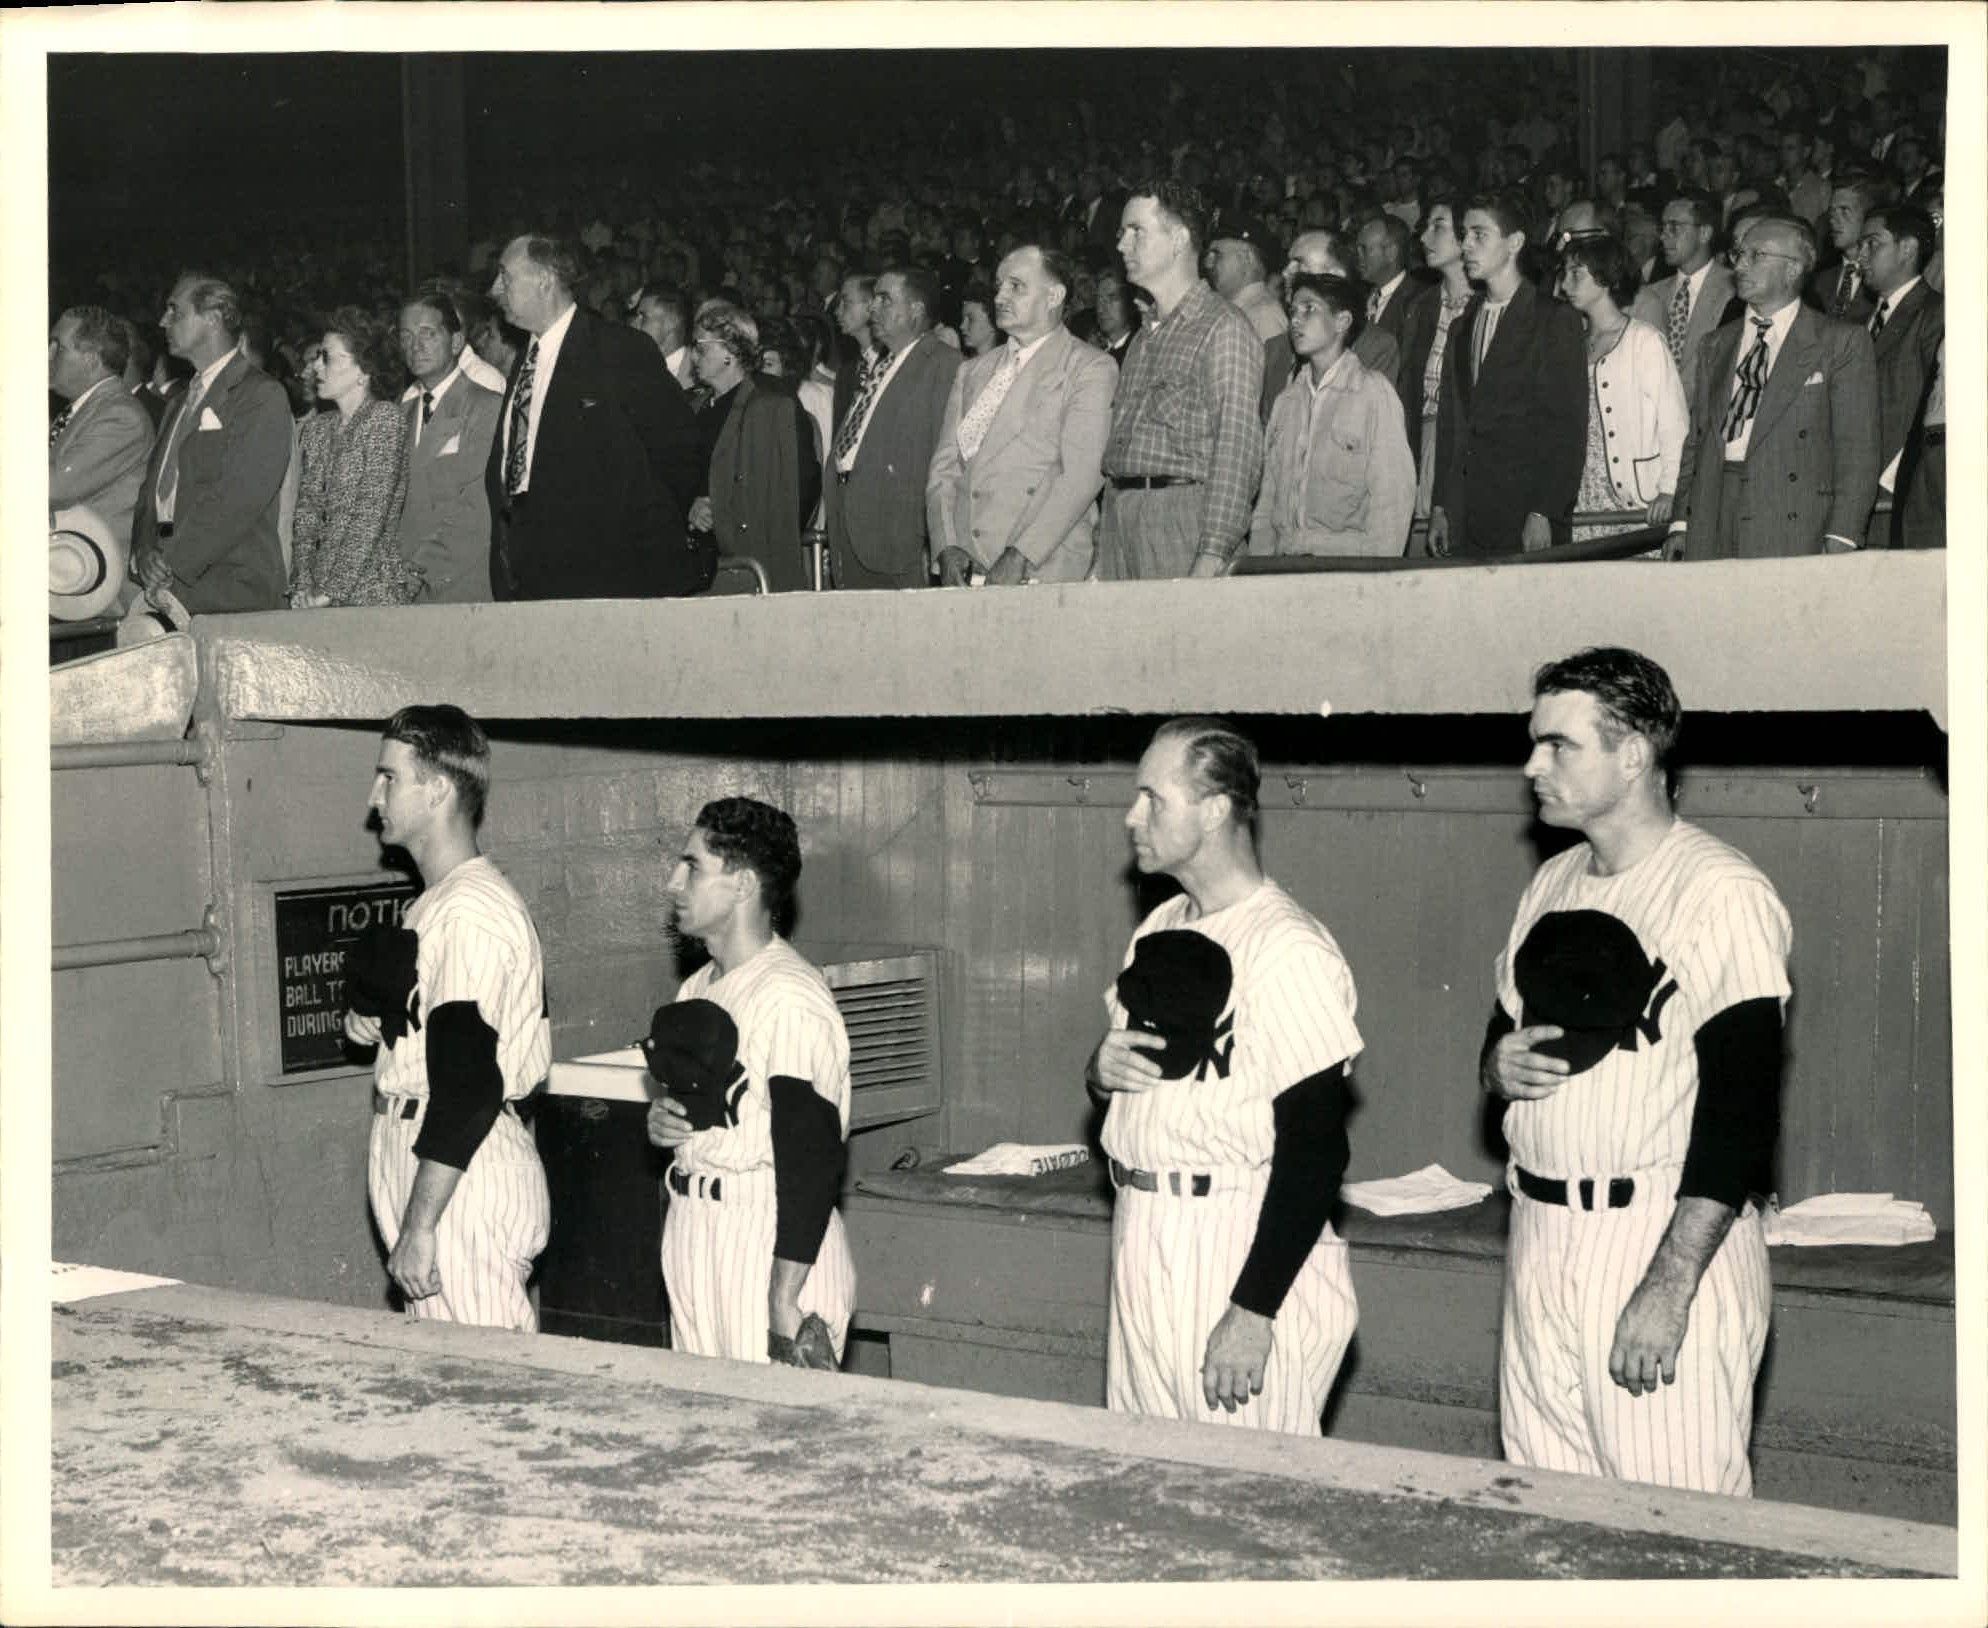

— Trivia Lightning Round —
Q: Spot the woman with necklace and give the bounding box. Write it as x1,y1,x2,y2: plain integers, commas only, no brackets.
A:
289,307,414,607
1554,234,1688,550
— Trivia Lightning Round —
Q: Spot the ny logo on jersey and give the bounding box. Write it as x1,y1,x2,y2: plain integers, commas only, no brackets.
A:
1619,961,1679,1050
1193,1013,1236,1081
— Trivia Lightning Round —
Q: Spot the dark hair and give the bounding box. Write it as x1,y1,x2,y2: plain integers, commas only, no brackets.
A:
1285,270,1367,342
1532,647,1681,774
696,797,802,935
1668,187,1723,236
1152,716,1260,827
959,276,996,322
1558,234,1635,307
383,704,491,826
636,284,689,339
59,305,130,377
883,264,941,330
175,272,244,340
1463,189,1530,243
1865,203,1934,272
758,316,811,380
1132,177,1210,259
403,285,464,336
324,304,405,402
1363,212,1413,268
519,235,583,293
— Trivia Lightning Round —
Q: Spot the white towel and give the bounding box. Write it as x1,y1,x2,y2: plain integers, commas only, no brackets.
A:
1761,1193,1937,1247
1342,1162,1494,1216
946,1143,1091,1178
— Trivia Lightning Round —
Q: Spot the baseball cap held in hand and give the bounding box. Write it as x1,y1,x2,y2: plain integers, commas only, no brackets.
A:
1116,929,1236,1081
1515,909,1677,1075
643,999,749,1132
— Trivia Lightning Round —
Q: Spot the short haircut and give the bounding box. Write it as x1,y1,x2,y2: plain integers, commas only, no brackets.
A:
696,797,802,936
841,272,877,301
1285,270,1367,342
324,304,406,402
1034,245,1079,313
383,704,491,827
1133,177,1210,259
175,272,244,340
518,235,583,294
1759,213,1819,275
404,284,465,336
1533,647,1681,773
1152,716,1260,827
639,283,689,334
1463,189,1530,243
1364,213,1413,267
1558,234,1635,306
758,316,812,380
883,264,941,330
1668,188,1723,235
60,305,130,377
1866,203,1934,271
692,299,760,373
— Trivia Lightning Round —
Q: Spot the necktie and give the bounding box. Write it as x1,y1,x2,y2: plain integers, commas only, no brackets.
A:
421,389,435,425
1666,276,1692,365
155,373,209,516
1835,264,1860,316
1868,299,1889,339
832,349,886,467
504,339,539,497
1367,288,1383,324
955,345,1021,461
1720,318,1772,444
49,404,74,445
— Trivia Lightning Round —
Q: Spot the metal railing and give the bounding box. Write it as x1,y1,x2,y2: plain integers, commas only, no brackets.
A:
54,924,223,973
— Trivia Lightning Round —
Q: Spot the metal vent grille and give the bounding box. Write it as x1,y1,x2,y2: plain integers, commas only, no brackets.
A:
815,950,943,1130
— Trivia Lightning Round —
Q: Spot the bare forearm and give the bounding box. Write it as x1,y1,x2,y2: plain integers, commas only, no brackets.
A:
400,1159,464,1233
1637,1194,1737,1305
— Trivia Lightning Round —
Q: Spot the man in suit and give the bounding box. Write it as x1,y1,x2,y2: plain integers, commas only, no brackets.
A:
1856,204,1943,548
631,286,696,391
396,290,503,603
49,305,155,562
927,244,1116,587
1631,189,1738,405
1671,216,1879,561
1809,178,1880,322
131,273,291,614
484,234,707,601
1092,269,1139,367
822,265,960,589
1354,213,1437,405
1429,192,1586,558
830,272,880,438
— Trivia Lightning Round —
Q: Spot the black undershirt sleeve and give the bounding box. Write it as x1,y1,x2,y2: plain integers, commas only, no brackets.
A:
1229,1063,1351,1319
1480,1002,1516,1073
769,1075,842,1266
1678,996,1784,1209
413,1000,505,1171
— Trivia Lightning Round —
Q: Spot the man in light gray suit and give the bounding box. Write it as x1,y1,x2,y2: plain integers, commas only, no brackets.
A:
927,245,1116,586
395,290,503,602
1670,216,1878,560
1630,189,1736,406
49,305,156,558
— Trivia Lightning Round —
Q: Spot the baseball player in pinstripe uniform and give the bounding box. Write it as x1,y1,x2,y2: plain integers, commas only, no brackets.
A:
645,798,858,1366
1088,717,1361,1434
345,704,552,1331
1482,648,1792,1495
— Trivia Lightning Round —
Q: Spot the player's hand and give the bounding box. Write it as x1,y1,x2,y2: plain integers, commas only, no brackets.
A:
1202,1302,1273,1414
1482,1025,1571,1100
388,1223,441,1301
1520,512,1553,553
1645,492,1675,529
1662,528,1688,563
985,547,1031,587
137,550,174,590
937,546,974,587
646,1097,694,1148
1092,1029,1166,1095
1608,1280,1690,1396
344,1009,382,1048
1427,507,1451,558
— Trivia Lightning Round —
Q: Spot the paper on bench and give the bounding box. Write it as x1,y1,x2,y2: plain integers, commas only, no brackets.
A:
1762,1193,1937,1247
946,1143,1091,1177
1342,1162,1494,1216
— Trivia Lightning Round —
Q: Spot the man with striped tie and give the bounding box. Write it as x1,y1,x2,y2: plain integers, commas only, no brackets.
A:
1088,718,1360,1435
1629,190,1735,406
346,705,553,1332
1482,648,1792,1496
1669,215,1878,559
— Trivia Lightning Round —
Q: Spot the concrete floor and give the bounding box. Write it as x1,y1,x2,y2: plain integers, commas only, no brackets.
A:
48,1284,1954,1588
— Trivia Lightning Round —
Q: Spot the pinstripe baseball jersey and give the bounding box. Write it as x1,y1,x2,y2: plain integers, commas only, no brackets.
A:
1494,819,1792,1179
373,855,550,1103
669,936,852,1177
1102,879,1363,1170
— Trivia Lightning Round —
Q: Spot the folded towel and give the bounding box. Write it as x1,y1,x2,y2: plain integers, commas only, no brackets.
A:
946,1143,1091,1178
1762,1193,1936,1248
1342,1162,1495,1216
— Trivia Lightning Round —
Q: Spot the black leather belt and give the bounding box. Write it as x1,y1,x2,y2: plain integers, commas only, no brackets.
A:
1515,1165,1634,1210
1110,475,1201,490
1109,1157,1211,1197
667,1165,723,1201
374,1094,419,1120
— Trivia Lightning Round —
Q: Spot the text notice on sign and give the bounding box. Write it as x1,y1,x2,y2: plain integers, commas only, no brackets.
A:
273,878,420,1074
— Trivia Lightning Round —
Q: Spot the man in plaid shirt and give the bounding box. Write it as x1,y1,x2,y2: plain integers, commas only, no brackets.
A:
1098,180,1266,579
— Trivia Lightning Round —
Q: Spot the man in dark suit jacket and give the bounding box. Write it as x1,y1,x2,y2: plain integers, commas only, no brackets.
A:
1807,178,1880,323
1353,214,1437,406
1429,193,1586,557
1671,217,1879,560
1856,204,1943,547
131,274,291,614
484,235,706,600
822,265,960,589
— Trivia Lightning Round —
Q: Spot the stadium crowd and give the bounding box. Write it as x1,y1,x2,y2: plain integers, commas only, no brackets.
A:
48,46,1947,628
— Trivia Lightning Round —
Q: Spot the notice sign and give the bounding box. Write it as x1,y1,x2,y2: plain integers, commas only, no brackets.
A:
274,879,419,1074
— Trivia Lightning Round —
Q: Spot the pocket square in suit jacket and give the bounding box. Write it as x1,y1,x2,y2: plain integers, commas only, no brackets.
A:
437,433,461,457
1804,371,1824,386
198,405,224,430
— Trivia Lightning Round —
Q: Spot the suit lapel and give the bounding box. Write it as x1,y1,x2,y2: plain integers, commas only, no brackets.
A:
1872,281,1927,364
977,329,1062,463
1747,306,1818,451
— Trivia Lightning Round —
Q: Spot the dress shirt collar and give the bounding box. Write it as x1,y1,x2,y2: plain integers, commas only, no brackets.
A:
1873,275,1921,317
1305,348,1356,397
194,349,235,394
402,363,465,406
1740,298,1801,348
1006,329,1056,372
1374,270,1408,311
1682,259,1713,302
66,376,115,414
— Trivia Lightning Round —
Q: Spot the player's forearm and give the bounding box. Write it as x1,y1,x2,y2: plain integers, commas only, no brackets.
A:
1634,1195,1736,1309
400,1159,465,1234
768,1255,810,1306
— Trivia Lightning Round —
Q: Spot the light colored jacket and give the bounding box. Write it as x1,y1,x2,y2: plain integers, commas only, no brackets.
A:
1590,318,1689,507
1248,349,1415,558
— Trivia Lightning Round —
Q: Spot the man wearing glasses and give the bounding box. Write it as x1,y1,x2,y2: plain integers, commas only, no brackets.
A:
1669,217,1878,560
1630,190,1734,404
